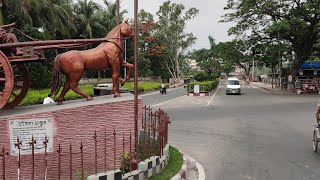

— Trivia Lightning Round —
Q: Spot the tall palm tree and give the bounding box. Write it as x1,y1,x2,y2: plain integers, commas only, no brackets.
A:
1,0,34,26
0,0,4,25
38,0,75,39
100,0,127,32
1,0,74,39
73,0,105,39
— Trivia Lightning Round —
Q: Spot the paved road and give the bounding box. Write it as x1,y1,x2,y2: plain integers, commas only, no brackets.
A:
141,86,186,106
145,82,320,180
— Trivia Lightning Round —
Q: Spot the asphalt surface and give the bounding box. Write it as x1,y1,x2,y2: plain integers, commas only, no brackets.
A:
142,82,320,180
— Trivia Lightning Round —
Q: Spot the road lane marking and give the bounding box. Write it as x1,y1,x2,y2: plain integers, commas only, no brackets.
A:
150,96,186,107
205,82,221,106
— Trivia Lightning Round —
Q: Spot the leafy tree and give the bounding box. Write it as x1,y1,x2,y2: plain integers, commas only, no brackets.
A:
222,0,320,77
214,39,253,76
99,0,128,35
191,36,221,76
155,1,198,82
138,10,167,79
73,0,104,39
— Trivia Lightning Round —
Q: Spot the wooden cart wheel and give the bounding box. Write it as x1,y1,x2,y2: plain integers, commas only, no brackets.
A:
3,63,29,109
0,51,13,110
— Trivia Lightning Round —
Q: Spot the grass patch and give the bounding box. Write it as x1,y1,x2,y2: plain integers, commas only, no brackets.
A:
19,85,94,107
19,82,162,107
149,146,183,180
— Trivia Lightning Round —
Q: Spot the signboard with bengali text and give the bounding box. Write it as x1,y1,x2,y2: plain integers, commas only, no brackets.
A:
194,84,200,94
9,118,53,155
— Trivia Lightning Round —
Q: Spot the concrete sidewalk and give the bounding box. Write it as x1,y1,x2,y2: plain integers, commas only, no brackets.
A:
250,82,295,94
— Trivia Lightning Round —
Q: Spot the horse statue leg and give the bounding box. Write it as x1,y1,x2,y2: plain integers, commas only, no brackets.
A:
57,80,70,105
69,72,93,101
120,61,134,86
112,60,121,97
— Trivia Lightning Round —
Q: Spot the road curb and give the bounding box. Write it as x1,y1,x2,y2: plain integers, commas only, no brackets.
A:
187,93,210,96
171,146,206,180
252,83,295,94
252,84,272,91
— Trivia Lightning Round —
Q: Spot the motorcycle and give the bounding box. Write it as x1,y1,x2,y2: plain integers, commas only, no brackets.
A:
160,87,166,95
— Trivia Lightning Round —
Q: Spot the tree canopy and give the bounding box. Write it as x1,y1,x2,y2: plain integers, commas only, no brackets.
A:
222,0,320,76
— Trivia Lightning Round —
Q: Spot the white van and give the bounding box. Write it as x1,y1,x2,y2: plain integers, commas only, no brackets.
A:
226,77,241,95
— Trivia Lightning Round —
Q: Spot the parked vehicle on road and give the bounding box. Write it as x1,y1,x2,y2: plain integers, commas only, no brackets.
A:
226,77,241,95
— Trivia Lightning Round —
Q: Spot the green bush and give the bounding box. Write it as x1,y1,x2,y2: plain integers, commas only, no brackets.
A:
187,79,219,93
122,82,161,92
194,72,219,82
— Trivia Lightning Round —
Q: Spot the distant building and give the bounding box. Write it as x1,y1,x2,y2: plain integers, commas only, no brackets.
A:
186,59,200,70
235,66,246,75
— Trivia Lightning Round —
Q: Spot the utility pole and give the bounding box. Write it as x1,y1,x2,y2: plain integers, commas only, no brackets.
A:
124,39,127,78
278,0,282,90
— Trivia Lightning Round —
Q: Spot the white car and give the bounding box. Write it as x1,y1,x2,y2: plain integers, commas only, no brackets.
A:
226,77,241,95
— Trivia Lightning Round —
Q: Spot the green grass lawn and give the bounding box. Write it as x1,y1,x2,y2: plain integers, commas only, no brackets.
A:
149,146,183,180
19,82,161,107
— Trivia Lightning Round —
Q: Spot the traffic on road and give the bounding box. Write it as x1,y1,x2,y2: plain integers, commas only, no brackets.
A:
142,81,320,180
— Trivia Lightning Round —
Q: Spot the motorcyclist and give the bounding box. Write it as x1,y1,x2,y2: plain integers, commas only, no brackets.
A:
161,82,166,95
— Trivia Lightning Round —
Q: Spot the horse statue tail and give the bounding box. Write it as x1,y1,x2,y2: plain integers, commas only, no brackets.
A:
50,54,62,96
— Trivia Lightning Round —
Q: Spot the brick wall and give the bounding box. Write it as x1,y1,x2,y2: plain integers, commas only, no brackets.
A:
0,99,143,179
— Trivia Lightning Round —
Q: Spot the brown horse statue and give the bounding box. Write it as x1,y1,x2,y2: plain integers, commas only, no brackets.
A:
51,19,134,105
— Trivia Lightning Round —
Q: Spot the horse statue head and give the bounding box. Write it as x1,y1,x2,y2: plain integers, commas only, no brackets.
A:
106,19,134,50
51,19,135,105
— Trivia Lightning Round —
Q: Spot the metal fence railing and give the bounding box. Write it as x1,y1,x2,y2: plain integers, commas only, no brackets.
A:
0,107,170,180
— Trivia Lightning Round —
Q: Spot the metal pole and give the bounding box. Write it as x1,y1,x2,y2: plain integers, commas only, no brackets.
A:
278,30,282,90
69,142,72,180
124,39,127,78
132,0,139,171
278,1,282,89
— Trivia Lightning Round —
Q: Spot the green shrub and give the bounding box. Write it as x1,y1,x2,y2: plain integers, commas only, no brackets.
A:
187,79,219,93
122,82,161,92
194,72,209,82
119,151,131,173
194,72,219,82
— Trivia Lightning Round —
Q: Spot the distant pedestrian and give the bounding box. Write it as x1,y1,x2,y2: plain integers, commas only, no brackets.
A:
43,94,55,104
161,82,167,95
295,78,301,88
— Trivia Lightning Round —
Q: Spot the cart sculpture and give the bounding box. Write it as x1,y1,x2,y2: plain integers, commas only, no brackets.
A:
0,20,134,110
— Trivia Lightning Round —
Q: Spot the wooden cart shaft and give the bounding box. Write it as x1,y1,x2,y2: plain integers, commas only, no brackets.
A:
0,38,111,49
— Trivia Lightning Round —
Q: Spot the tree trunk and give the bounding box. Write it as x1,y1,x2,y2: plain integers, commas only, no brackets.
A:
0,9,4,26
271,68,275,89
175,32,180,83
291,41,315,80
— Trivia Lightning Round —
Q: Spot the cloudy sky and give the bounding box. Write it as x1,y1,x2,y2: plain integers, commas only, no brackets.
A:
95,0,235,50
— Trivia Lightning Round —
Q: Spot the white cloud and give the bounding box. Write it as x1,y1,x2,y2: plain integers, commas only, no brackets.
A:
94,0,235,49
